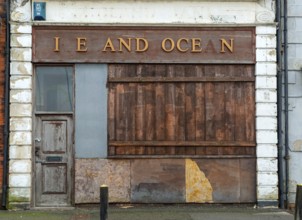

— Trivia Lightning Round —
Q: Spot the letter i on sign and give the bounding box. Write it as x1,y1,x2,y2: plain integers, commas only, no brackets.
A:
54,37,60,52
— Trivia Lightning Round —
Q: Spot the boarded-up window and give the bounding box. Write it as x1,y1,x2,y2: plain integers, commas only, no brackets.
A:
108,64,255,157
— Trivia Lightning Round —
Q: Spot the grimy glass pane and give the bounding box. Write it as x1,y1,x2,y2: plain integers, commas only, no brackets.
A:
36,66,73,112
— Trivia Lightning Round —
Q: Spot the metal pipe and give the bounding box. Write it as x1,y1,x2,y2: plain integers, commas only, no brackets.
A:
276,0,284,209
283,0,290,209
2,0,10,208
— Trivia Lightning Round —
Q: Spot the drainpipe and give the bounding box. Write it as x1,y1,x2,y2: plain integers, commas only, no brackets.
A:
276,0,284,209
2,0,10,208
283,0,290,209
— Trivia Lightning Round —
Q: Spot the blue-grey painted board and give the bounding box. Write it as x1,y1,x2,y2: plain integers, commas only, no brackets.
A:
75,64,107,158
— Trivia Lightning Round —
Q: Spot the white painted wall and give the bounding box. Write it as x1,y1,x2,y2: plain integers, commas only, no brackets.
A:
285,0,302,206
32,1,274,24
8,0,277,208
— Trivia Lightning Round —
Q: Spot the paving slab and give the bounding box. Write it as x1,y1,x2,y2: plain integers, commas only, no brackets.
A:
0,205,294,220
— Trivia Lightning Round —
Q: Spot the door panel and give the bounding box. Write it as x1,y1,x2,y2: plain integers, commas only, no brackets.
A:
42,120,67,153
43,164,67,193
35,115,73,207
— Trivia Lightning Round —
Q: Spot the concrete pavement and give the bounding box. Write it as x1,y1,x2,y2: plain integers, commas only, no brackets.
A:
0,205,294,220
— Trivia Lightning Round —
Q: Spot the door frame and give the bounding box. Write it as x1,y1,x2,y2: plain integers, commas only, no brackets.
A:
32,64,75,208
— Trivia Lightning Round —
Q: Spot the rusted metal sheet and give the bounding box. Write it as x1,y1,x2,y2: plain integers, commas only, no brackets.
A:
33,26,255,63
193,158,256,203
130,159,186,203
108,64,255,157
74,158,255,203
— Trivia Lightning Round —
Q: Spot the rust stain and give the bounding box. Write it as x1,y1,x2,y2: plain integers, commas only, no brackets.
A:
185,159,213,203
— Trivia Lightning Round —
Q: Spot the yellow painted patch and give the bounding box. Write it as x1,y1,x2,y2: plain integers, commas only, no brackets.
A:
185,159,213,203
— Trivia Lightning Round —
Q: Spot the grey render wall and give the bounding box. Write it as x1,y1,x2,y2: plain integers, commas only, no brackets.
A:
285,0,302,204
75,64,108,158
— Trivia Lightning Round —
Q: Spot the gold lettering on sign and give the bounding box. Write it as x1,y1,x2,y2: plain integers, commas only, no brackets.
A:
103,38,116,52
204,40,217,54
162,38,175,52
118,38,132,52
191,38,202,53
177,38,189,52
220,38,234,53
136,38,149,52
49,34,237,56
76,37,88,52
53,37,60,52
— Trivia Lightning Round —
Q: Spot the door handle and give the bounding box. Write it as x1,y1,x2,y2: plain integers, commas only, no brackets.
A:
35,138,41,142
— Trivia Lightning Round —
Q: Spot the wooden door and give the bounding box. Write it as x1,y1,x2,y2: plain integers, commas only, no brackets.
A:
34,115,73,207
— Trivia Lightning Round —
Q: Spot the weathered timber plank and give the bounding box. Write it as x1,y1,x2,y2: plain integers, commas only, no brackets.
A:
155,83,165,141
205,87,215,140
108,76,255,83
195,66,205,141
185,82,196,141
174,65,185,142
115,84,125,141
245,82,255,142
165,66,176,141
214,82,225,141
129,83,136,141
235,82,246,141
185,65,196,141
225,82,236,141
145,83,155,141
108,155,256,159
108,84,116,141
108,146,116,156
109,141,256,147
135,66,145,140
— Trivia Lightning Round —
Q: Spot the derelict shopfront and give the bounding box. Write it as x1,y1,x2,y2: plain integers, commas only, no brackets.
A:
32,26,256,206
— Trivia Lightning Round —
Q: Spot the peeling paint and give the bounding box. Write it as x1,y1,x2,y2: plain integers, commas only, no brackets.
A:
17,63,30,75
10,90,32,103
268,49,276,56
10,76,32,89
9,132,32,145
185,159,213,203
291,140,302,152
257,186,278,200
11,0,31,22
11,34,32,48
11,24,32,34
